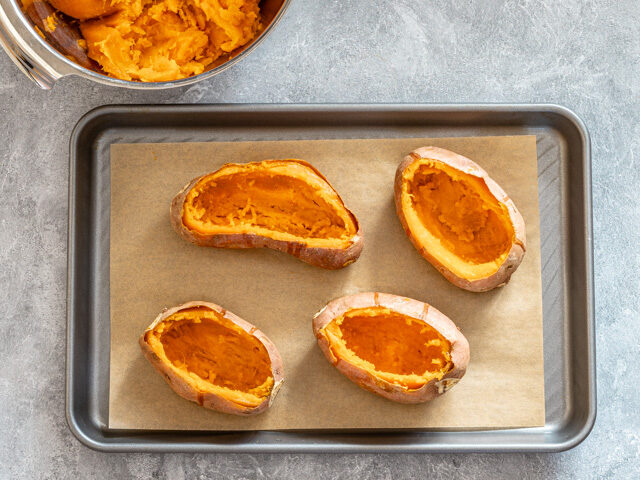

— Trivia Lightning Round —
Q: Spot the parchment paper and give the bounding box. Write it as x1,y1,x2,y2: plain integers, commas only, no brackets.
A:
109,135,544,430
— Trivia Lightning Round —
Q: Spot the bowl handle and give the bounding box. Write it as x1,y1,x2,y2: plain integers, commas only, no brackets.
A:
0,15,59,89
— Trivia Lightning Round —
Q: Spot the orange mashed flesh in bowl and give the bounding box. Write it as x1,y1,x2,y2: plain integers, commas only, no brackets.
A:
36,0,262,82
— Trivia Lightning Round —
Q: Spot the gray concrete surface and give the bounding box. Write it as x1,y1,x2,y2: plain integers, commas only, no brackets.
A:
1,0,639,478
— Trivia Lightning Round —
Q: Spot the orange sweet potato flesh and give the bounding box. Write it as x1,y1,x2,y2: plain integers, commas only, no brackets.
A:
324,307,452,383
36,0,262,82
48,0,121,20
140,302,284,414
186,170,354,240
408,164,513,264
313,292,469,403
171,160,363,269
158,307,272,393
395,147,526,292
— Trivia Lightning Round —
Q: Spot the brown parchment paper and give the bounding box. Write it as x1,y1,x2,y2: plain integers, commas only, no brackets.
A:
109,135,544,430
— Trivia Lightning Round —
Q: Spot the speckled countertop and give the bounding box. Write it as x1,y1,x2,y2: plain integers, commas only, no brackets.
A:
1,0,639,478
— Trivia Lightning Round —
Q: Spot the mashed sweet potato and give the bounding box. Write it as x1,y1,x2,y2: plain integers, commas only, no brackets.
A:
31,0,262,82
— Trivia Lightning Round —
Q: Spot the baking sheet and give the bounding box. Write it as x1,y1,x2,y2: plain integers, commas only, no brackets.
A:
109,135,544,431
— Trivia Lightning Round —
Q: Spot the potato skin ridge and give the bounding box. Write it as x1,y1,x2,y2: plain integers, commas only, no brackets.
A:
170,160,364,269
394,146,526,292
139,301,284,416
313,292,470,404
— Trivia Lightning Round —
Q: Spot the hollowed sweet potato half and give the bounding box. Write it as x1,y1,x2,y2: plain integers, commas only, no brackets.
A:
395,147,526,292
171,160,363,269
313,292,469,403
140,301,284,415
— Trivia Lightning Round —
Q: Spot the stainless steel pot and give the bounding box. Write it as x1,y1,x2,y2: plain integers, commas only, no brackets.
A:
0,0,290,89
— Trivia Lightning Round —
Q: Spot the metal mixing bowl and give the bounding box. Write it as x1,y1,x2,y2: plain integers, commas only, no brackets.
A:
0,0,290,89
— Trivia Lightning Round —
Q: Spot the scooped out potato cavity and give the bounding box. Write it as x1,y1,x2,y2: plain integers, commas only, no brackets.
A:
395,146,526,292
171,159,363,269
140,301,284,415
313,292,469,403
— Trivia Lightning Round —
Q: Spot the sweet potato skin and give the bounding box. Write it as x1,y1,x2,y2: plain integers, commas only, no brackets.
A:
170,160,364,269
313,292,469,403
139,301,284,416
24,1,96,70
394,147,526,292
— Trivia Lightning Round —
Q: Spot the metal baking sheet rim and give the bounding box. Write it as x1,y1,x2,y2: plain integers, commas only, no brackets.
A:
66,104,596,453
